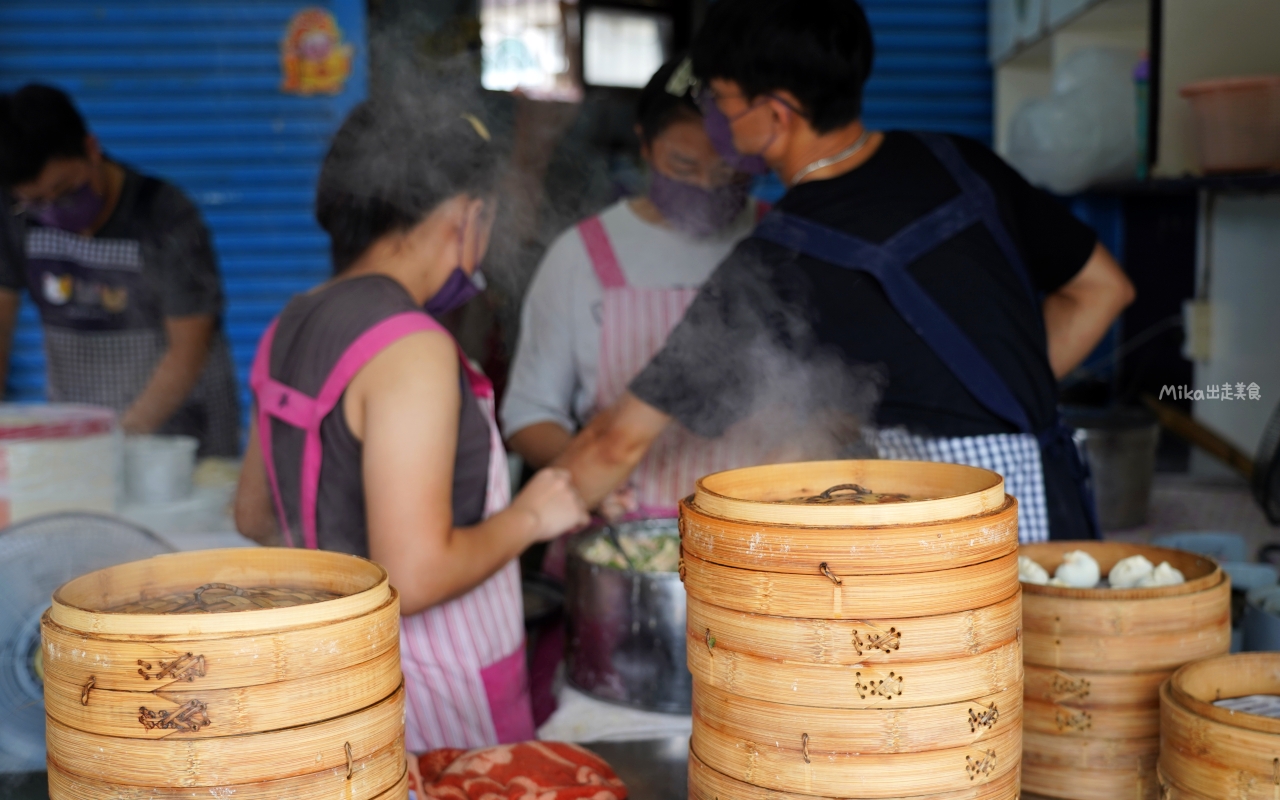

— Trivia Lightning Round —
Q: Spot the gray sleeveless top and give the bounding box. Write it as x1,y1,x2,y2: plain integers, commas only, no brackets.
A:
267,275,490,556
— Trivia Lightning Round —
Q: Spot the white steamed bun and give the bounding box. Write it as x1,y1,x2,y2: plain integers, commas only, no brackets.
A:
1136,561,1185,587
1019,555,1050,585
1108,554,1155,588
1052,549,1101,588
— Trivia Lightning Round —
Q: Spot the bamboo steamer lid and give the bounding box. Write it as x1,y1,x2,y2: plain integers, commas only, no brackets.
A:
687,629,1023,710
49,548,390,637
687,592,1022,667
693,680,1021,755
47,684,404,789
47,735,407,800
691,710,1021,798
682,461,1015,576
40,592,401,691
687,747,1022,799
682,550,1018,620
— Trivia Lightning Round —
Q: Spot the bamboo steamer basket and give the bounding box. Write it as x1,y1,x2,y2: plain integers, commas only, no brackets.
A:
682,460,1015,576
1019,542,1231,800
687,626,1023,709
686,590,1021,667
1159,653,1280,800
688,748,1022,799
47,735,408,800
681,460,1023,798
693,680,1021,754
691,711,1022,798
682,549,1018,619
42,548,405,800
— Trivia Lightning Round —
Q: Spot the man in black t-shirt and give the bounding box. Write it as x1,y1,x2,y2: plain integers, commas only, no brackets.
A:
0,84,239,455
555,0,1134,540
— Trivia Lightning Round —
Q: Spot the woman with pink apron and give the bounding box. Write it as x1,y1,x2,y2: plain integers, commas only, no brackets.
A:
233,97,588,751
503,57,769,522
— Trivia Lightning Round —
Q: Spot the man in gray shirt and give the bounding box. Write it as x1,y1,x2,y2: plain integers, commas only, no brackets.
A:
0,84,239,455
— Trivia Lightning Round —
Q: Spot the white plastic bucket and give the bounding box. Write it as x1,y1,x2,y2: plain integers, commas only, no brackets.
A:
124,435,199,505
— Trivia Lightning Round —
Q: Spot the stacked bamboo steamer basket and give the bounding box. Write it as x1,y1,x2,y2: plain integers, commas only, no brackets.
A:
680,460,1024,799
40,548,406,799
1159,652,1280,798
1018,542,1230,800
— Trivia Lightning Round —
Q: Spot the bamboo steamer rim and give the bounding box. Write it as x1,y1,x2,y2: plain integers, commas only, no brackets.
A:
1019,542,1223,600
50,548,389,637
1022,696,1160,739
1169,651,1280,735
687,746,1024,800
1021,572,1231,637
1159,680,1280,781
692,460,1006,526
1021,729,1159,769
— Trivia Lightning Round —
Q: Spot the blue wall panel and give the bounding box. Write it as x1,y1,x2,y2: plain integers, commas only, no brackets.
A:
0,0,367,424
756,0,992,200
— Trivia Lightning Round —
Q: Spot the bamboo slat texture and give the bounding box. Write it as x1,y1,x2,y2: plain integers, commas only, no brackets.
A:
1160,654,1280,800
40,592,401,690
687,630,1023,709
688,749,1022,799
693,681,1021,754
47,736,407,800
680,497,1018,576
681,460,1023,798
43,548,406,800
692,712,1022,798
681,550,1018,619
1018,542,1232,800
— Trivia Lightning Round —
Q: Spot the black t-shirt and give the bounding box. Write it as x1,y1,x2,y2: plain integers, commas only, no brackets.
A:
630,131,1097,441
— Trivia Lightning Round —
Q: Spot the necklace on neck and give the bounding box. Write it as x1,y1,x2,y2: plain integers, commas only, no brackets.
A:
790,128,873,185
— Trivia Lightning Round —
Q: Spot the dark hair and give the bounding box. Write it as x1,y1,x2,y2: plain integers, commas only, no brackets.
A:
0,84,90,188
690,0,874,134
316,91,499,273
636,57,701,145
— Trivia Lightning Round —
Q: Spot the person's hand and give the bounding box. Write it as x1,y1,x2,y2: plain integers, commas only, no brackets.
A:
599,484,639,522
511,467,589,543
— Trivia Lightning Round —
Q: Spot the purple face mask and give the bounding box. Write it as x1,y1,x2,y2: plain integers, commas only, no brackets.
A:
424,267,486,316
32,182,105,233
696,90,773,176
649,170,750,238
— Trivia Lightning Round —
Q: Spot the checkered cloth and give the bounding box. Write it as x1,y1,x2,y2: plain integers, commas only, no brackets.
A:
45,327,241,457
872,427,1049,543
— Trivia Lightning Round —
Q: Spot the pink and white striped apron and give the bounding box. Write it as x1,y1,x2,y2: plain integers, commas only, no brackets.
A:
579,210,770,517
250,311,533,752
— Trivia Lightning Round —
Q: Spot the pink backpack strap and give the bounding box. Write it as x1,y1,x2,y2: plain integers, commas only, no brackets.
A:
251,311,445,551
578,216,627,289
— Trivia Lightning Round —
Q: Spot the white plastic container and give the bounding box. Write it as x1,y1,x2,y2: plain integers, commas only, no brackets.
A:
124,435,199,504
1180,75,1280,173
0,404,120,525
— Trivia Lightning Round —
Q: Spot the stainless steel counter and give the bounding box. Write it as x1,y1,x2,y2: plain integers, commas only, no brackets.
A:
583,737,689,799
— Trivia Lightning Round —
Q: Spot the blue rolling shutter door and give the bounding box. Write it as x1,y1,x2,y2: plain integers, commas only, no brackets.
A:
862,0,991,141
754,0,992,200
0,1,367,419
